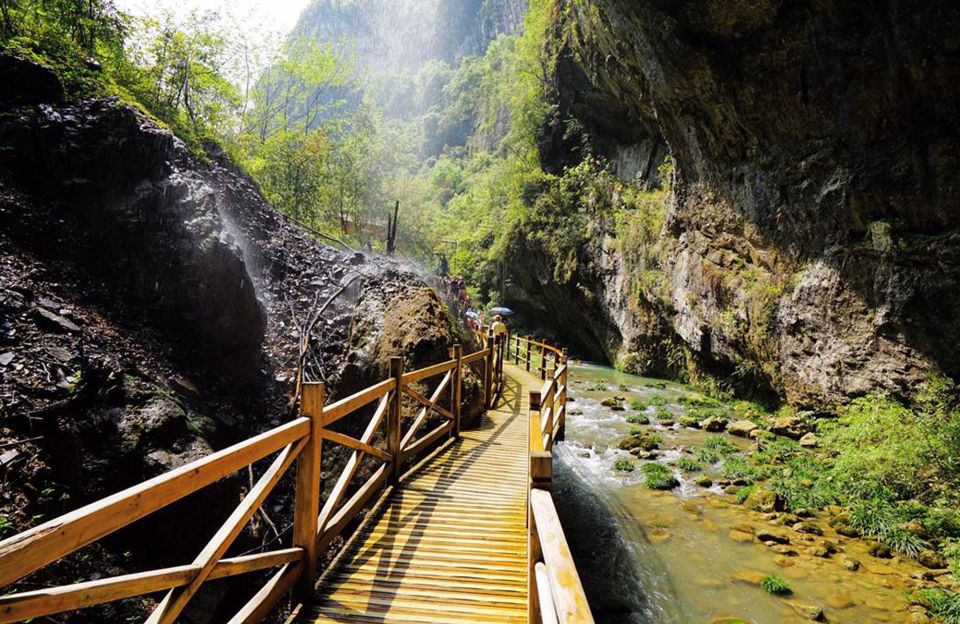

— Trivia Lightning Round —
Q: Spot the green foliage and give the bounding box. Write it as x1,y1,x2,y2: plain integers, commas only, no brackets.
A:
820,386,960,504
909,590,960,624
625,412,648,425
587,381,607,391
655,408,673,421
767,455,838,512
647,395,667,407
736,484,756,503
674,457,701,472
760,575,791,595
719,455,760,483
613,458,634,472
629,399,647,410
641,462,679,490
848,497,928,557
754,439,802,465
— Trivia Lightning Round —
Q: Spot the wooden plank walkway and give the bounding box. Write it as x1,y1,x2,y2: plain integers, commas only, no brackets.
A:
296,364,537,623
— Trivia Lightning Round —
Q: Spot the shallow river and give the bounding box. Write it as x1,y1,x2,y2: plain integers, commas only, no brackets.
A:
552,362,926,624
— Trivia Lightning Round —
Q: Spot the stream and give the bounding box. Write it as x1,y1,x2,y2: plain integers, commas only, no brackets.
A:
553,362,927,624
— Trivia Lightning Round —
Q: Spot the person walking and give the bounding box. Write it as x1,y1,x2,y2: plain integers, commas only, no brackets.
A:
490,314,508,377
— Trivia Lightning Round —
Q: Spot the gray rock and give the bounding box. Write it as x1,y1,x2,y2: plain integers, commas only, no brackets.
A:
34,308,81,333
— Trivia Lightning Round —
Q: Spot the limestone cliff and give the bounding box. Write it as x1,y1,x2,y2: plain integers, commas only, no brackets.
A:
517,0,960,405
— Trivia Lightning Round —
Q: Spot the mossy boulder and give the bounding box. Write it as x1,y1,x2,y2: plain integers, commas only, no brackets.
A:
917,549,947,569
866,541,892,558
618,434,661,452
744,489,782,513
728,420,758,437
701,416,728,432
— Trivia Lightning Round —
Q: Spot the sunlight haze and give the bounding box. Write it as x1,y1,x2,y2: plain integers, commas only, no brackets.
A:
115,0,309,32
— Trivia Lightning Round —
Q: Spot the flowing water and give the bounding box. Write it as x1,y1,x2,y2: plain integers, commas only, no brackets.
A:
553,362,928,624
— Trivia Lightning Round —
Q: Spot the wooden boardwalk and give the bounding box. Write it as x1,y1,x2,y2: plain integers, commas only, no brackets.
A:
296,365,537,623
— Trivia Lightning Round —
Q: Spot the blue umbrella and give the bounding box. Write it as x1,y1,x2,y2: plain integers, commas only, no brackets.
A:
490,306,514,316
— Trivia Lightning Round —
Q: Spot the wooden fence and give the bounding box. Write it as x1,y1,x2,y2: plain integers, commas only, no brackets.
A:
513,334,568,383
527,353,594,624
0,335,506,624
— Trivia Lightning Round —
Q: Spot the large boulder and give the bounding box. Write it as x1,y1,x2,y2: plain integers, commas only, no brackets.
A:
0,96,266,379
0,54,63,106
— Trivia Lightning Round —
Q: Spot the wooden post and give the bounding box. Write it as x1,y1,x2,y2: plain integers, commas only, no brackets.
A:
293,382,324,597
388,356,404,485
497,335,505,381
558,348,569,441
514,334,520,365
543,380,555,450
484,328,495,409
539,341,547,380
525,336,531,372
452,344,462,438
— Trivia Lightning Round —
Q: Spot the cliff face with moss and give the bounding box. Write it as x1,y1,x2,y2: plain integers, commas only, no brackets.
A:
516,0,960,406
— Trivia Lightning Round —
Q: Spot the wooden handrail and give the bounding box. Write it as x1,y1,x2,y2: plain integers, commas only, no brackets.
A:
527,344,592,624
0,335,504,624
530,490,593,624
0,416,309,588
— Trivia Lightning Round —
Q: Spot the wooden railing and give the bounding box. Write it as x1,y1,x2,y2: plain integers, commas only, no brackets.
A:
0,338,505,624
527,353,594,624
513,334,567,382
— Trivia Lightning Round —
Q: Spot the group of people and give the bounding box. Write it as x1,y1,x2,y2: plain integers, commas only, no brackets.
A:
448,275,471,317
443,275,510,340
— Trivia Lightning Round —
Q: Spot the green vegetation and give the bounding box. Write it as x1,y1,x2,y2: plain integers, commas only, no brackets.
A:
629,399,648,410
625,412,648,424
613,458,635,472
674,457,701,472
641,462,679,490
655,408,673,421
760,574,791,595
910,590,960,624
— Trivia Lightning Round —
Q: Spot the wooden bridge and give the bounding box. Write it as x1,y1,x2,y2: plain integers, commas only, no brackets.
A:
0,332,591,623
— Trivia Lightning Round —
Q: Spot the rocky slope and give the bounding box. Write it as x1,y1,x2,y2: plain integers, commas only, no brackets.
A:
514,0,960,406
0,54,478,622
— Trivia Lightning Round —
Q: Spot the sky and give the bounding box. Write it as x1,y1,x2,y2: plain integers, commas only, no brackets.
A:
115,0,311,33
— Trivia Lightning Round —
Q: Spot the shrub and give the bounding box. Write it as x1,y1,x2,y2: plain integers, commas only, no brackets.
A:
629,399,648,411
768,456,838,512
674,457,701,472
695,446,721,464
821,392,960,503
720,455,760,483
760,575,791,595
754,439,802,465
647,395,667,407
626,412,648,424
704,435,737,455
588,381,607,391
909,590,960,624
618,383,629,392
613,458,635,472
656,408,673,421
642,463,679,490
646,433,664,447
847,497,929,556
